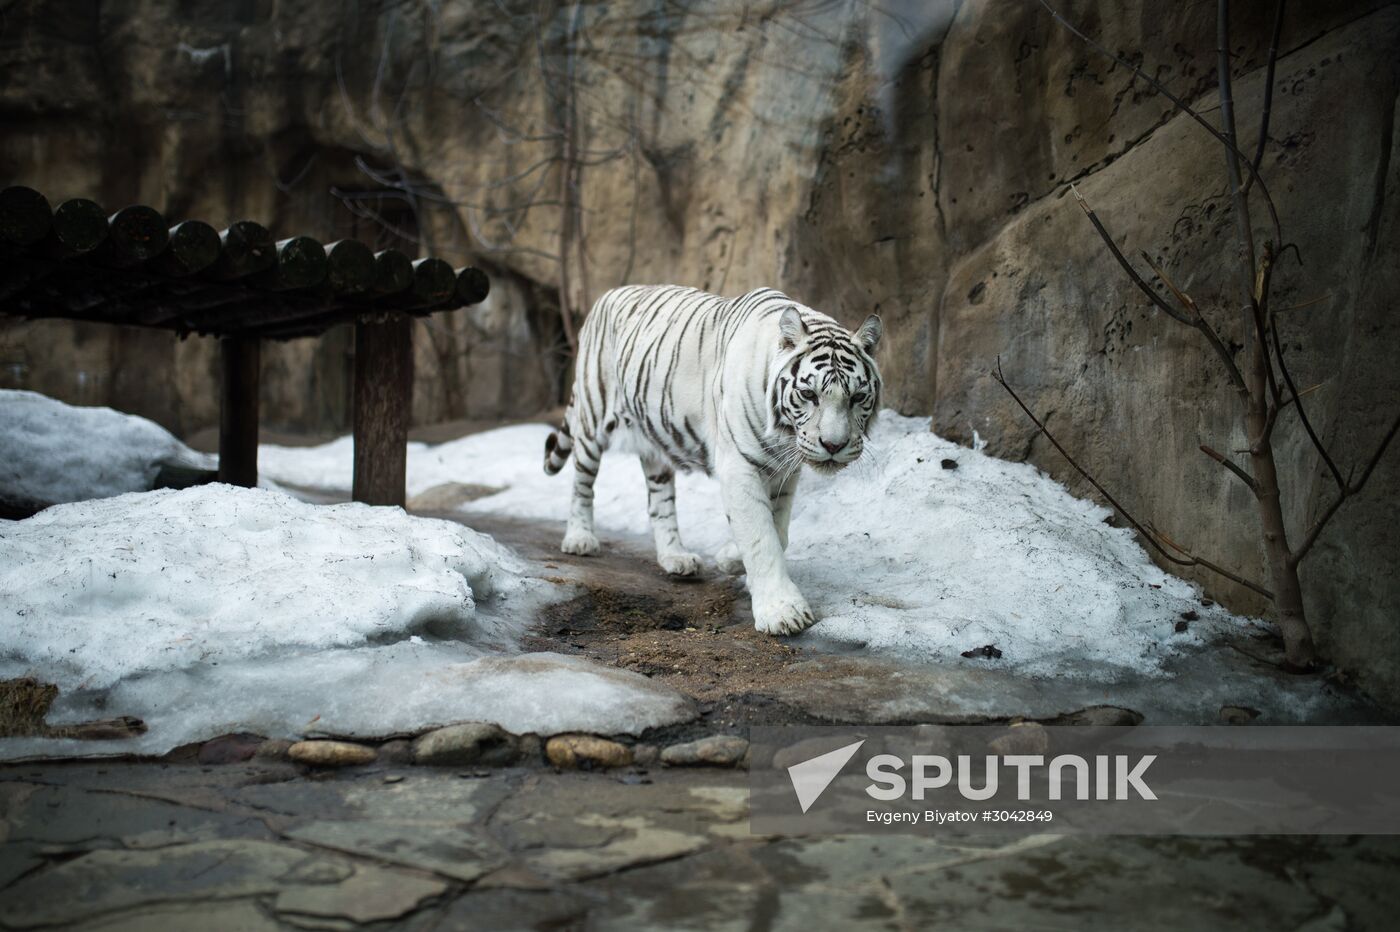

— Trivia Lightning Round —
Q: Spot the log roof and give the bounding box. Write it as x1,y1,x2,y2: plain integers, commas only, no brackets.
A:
0,185,489,340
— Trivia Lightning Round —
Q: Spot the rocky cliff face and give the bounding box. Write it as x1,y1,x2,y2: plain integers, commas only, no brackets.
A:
2,0,1397,705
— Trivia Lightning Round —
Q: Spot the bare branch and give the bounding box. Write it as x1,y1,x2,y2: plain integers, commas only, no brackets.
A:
1216,0,1257,282
1275,293,1332,314
1292,412,1400,564
1069,186,1191,325
1138,250,1248,394
1270,319,1344,489
1146,524,1273,598
1200,444,1260,494
1038,0,1284,251
1244,0,1287,195
1068,191,1253,402
992,357,1273,598
1251,242,1281,405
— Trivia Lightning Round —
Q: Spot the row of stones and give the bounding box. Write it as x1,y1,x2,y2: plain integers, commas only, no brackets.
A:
242,724,750,771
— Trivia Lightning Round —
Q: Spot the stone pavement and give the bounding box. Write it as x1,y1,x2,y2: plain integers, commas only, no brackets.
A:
2,756,1398,930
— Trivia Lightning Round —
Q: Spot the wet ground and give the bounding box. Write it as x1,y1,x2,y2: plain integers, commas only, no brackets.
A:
4,757,1400,930
3,487,1394,929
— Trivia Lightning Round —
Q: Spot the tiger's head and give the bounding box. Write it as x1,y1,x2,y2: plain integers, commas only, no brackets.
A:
770,306,883,473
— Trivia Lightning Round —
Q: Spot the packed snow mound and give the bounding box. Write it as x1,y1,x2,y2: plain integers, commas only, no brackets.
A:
263,414,1248,678
1,485,523,692
0,484,695,759
0,389,216,507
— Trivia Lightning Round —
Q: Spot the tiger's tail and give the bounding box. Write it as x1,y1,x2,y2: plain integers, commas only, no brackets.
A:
543,412,574,475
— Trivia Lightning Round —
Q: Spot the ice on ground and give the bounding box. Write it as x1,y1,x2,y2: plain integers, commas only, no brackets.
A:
3,650,692,760
0,389,216,507
0,485,691,759
263,414,1251,679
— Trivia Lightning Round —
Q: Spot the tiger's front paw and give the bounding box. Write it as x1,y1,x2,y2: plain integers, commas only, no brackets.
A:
715,542,745,575
658,551,703,577
561,529,601,556
752,589,817,636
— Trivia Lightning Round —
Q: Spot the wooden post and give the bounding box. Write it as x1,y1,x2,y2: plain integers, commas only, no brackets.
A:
353,315,413,506
218,336,260,487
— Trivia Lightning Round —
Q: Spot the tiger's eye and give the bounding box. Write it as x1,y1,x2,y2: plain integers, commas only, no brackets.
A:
800,388,818,402
851,391,868,405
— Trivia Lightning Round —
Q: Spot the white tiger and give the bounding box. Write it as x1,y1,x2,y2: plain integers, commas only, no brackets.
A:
543,285,882,636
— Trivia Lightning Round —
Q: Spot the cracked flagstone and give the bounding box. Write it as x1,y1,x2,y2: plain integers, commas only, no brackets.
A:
0,839,348,928
273,863,448,923
1,760,1398,930
285,820,508,883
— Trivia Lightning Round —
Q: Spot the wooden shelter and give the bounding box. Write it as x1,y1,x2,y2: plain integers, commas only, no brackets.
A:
0,185,490,507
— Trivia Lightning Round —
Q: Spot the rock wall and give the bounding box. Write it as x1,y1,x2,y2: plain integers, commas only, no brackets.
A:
2,0,1398,705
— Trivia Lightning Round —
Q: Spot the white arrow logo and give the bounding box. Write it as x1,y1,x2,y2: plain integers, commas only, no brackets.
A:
787,739,866,813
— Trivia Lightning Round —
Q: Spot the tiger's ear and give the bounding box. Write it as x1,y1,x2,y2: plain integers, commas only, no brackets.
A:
855,314,883,353
778,306,809,351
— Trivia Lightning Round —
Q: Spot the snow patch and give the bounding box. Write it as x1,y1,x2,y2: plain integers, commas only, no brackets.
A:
263,414,1247,679
0,485,691,759
0,389,216,507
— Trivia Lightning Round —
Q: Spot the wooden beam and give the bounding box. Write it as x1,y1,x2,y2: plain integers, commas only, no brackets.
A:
249,236,329,291
0,188,491,343
40,198,107,257
454,266,491,305
352,315,413,507
218,336,260,488
90,205,169,267
325,239,375,295
152,220,221,277
0,185,52,248
208,221,275,280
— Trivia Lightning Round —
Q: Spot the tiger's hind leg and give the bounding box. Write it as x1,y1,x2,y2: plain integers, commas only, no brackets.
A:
640,454,702,576
561,429,604,556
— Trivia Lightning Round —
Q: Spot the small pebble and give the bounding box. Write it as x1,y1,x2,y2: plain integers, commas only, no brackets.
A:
941,458,959,470
546,734,633,769
1220,706,1261,725
288,740,377,768
661,735,749,768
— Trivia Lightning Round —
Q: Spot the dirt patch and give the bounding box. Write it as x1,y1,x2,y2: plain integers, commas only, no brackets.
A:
539,584,737,638
527,577,866,733
0,677,146,740
0,677,57,736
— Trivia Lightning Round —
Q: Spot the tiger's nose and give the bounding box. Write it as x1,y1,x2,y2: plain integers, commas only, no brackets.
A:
820,438,845,455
